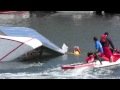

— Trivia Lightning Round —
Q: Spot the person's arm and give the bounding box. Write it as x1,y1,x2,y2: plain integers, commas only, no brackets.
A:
94,42,99,54
78,49,81,54
107,37,115,49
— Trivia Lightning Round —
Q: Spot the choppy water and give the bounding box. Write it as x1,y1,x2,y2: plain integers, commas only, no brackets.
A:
1,11,120,79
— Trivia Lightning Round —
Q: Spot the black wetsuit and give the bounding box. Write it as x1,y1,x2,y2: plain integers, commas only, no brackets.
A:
106,36,114,49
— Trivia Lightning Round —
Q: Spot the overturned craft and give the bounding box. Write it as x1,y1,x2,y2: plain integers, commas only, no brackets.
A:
0,26,67,62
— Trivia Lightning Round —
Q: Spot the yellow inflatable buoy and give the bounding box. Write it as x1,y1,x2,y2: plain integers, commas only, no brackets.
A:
74,51,80,55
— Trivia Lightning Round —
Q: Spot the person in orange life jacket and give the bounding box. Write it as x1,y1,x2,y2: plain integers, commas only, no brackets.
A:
73,46,81,55
93,37,104,64
104,32,115,53
100,34,113,62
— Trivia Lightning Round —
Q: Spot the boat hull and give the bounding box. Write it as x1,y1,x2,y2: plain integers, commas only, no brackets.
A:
61,58,120,70
61,63,94,70
0,35,42,61
0,26,66,62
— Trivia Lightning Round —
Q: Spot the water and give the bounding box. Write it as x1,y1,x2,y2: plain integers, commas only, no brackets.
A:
1,11,120,79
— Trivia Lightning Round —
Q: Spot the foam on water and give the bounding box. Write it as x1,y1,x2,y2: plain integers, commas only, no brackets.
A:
0,62,43,70
0,65,116,79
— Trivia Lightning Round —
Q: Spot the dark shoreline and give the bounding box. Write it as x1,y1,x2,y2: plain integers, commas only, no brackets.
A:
31,11,120,17
30,11,57,18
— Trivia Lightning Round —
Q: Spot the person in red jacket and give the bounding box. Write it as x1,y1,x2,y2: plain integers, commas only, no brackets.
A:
100,34,113,62
104,32,115,52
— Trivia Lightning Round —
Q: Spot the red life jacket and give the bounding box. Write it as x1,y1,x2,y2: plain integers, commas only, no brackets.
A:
100,35,107,42
100,35,109,46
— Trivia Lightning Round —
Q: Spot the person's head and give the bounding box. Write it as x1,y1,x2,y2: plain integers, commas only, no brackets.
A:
74,46,79,50
104,32,109,36
93,37,98,41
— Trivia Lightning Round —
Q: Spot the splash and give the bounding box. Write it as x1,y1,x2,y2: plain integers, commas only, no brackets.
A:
0,65,117,79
